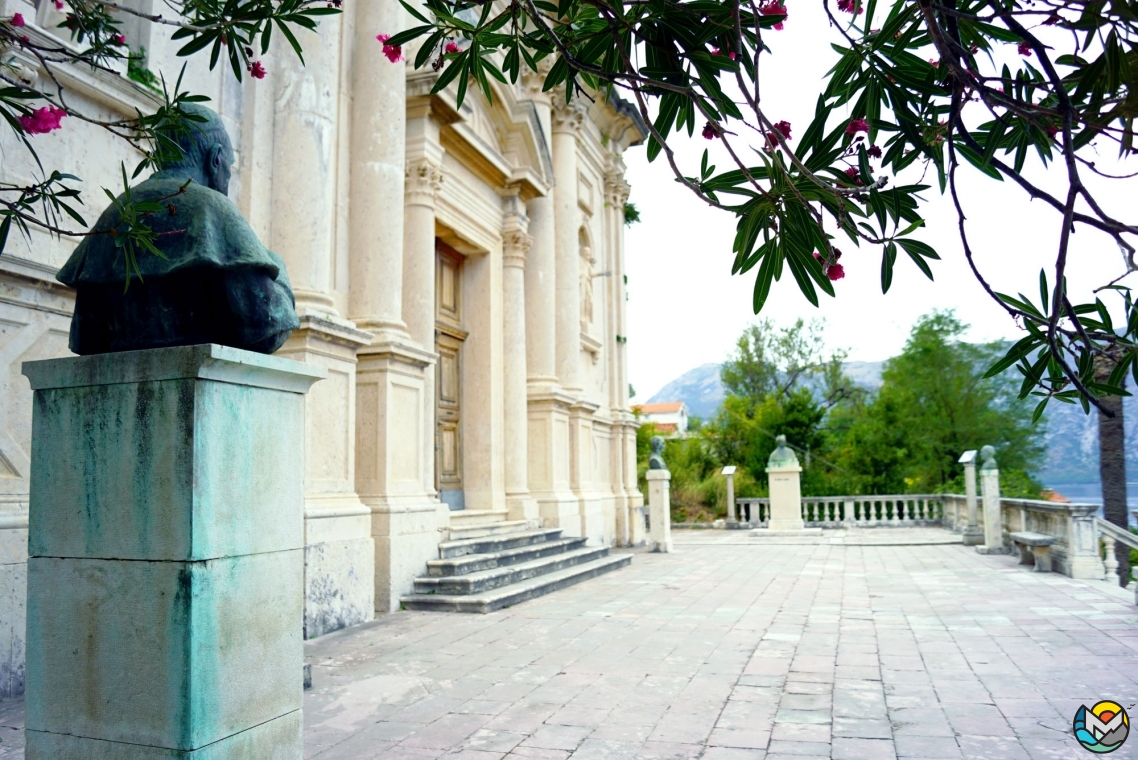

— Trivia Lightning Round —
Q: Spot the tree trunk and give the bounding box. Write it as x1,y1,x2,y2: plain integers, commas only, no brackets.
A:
1096,358,1129,587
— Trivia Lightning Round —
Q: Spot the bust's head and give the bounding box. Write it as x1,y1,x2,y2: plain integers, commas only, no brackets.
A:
650,435,664,454
154,104,235,195
775,434,787,448
980,444,997,470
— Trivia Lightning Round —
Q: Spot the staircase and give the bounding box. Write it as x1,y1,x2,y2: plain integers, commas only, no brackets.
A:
401,517,631,613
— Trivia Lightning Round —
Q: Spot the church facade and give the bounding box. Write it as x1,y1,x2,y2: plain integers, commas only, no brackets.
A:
0,0,644,696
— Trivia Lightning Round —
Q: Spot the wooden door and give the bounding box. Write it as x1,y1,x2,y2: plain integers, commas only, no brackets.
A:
436,244,468,511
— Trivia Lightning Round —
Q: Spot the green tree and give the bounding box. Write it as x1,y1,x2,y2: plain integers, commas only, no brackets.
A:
841,311,1045,493
721,318,852,404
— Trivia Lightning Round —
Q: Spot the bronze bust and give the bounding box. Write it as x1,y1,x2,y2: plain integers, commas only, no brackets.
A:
648,435,667,470
57,104,299,355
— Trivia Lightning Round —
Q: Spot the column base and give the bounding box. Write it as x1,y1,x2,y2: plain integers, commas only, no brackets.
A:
961,526,985,546
27,709,301,759
368,495,439,614
506,492,541,524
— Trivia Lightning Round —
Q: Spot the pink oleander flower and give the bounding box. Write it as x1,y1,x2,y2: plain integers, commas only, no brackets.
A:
702,122,718,140
867,144,882,158
1017,41,1032,56
113,33,125,45
18,105,66,135
845,117,869,136
771,120,792,140
377,34,404,63
813,250,845,280
11,13,24,27
711,47,737,60
53,1,64,9
445,41,460,54
837,0,863,14
759,1,786,30
249,60,266,79
827,263,845,280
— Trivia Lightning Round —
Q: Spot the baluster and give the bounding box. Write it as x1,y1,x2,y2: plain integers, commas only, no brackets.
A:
1103,534,1119,585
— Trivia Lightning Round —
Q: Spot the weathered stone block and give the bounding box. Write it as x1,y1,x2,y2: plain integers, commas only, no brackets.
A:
26,708,302,759
26,550,302,750
304,535,375,639
25,346,310,562
0,560,26,698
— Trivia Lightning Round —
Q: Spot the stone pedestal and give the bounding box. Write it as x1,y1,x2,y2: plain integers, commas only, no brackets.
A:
723,466,738,525
959,453,985,546
763,462,820,534
277,315,375,640
978,467,1007,554
22,344,323,759
646,470,672,553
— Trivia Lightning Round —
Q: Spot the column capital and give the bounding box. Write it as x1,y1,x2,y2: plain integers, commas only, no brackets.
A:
551,97,588,135
521,57,555,102
503,229,533,269
405,157,444,206
604,173,631,207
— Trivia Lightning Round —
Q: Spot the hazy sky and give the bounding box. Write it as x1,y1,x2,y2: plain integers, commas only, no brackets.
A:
623,2,1135,401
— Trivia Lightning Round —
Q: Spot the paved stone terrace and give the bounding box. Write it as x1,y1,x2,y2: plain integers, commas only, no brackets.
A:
1,528,1136,759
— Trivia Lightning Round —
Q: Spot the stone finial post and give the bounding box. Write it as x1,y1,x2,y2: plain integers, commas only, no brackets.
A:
723,466,737,525
646,470,673,552
22,345,324,758
958,450,985,546
977,445,1007,554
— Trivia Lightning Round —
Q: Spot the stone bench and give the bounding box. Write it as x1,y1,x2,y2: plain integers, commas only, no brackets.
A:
1010,531,1057,573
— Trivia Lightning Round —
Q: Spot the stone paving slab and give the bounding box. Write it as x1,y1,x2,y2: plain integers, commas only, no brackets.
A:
0,528,1135,759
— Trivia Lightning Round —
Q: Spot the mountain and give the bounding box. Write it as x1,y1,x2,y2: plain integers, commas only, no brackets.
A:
645,363,725,419
647,362,1137,486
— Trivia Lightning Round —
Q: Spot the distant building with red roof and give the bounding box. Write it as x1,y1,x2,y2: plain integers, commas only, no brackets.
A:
633,401,689,435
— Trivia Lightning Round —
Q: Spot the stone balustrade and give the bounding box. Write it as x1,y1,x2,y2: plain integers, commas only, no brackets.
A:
734,492,1109,582
736,495,944,528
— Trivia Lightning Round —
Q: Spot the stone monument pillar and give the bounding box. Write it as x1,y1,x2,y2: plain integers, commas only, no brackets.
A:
646,471,673,553
723,466,738,526
977,445,1007,554
22,345,323,758
958,449,985,546
646,436,672,552
756,436,821,535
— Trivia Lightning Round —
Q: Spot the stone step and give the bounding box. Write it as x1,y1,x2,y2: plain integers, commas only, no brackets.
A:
438,528,563,560
402,554,632,613
447,518,530,542
427,536,588,577
413,546,612,596
449,509,509,526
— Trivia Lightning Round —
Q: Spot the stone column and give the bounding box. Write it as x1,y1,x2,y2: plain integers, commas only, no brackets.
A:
552,97,586,394
979,463,1005,553
523,71,578,532
349,0,409,339
503,196,540,523
349,3,439,614
22,346,323,758
647,470,673,553
523,71,558,392
271,14,342,315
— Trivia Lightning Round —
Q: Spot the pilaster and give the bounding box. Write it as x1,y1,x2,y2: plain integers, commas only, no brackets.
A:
502,196,541,524
276,314,375,638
